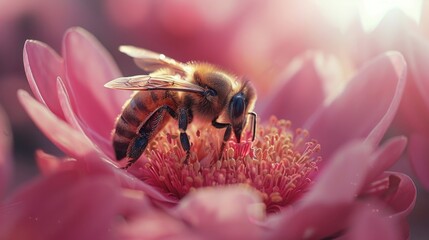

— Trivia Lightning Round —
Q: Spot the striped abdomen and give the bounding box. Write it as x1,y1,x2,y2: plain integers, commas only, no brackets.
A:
113,90,177,160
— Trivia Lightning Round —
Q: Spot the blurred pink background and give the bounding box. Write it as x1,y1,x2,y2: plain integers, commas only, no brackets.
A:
0,0,428,238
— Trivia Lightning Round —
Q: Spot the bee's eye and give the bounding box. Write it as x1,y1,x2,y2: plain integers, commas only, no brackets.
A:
230,93,245,118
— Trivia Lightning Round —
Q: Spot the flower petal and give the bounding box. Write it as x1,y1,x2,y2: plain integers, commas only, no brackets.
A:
35,150,61,175
117,186,265,240
0,106,12,197
355,11,429,133
408,133,429,190
23,40,66,120
345,200,401,240
117,206,195,240
359,171,416,238
306,52,406,159
56,77,114,159
259,54,325,125
18,90,94,159
175,186,265,239
18,92,174,204
365,136,407,184
268,140,373,239
365,53,407,146
0,169,122,240
406,32,429,112
61,27,128,149
304,140,372,204
385,172,416,219
362,172,416,219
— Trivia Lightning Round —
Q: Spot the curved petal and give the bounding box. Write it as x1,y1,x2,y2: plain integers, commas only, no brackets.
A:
174,186,265,239
259,54,325,125
18,90,175,204
369,11,429,109
359,172,416,239
306,52,407,159
356,11,429,133
406,32,429,112
61,27,128,149
364,54,407,146
395,68,429,134
361,172,416,219
119,186,265,240
35,150,62,175
23,40,66,120
365,136,407,184
56,77,114,159
267,140,373,239
0,170,122,240
303,140,373,204
18,90,94,159
0,106,12,197
386,172,417,218
408,133,429,190
345,200,401,240
117,205,196,240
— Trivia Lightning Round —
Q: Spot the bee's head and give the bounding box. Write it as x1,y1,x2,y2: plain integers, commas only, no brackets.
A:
228,81,257,142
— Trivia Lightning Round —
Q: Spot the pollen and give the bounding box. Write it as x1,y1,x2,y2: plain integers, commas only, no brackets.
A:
132,116,321,213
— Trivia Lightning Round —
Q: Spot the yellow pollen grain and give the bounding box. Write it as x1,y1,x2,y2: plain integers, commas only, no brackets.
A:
270,192,283,203
227,148,235,159
185,176,193,184
261,192,269,201
193,161,201,171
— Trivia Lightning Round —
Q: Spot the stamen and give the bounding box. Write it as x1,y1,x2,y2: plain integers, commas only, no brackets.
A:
132,116,322,213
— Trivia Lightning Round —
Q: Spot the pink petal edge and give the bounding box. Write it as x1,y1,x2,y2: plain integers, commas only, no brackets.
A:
56,77,114,160
23,39,66,120
345,200,401,240
61,27,128,149
174,186,265,239
18,90,175,205
17,90,95,159
117,188,263,240
267,140,374,239
365,52,407,145
35,150,62,175
365,136,407,184
259,53,325,126
363,171,416,219
385,171,417,218
306,52,407,160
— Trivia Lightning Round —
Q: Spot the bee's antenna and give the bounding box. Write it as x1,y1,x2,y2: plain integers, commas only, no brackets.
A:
248,112,257,141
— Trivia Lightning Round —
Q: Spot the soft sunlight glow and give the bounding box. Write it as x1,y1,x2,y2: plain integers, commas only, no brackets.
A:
359,0,422,32
316,0,422,32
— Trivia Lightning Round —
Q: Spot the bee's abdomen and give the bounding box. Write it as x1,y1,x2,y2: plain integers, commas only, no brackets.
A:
112,91,176,160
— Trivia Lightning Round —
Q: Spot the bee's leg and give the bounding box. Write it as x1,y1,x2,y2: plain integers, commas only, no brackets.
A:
211,118,232,160
178,108,191,164
124,105,177,169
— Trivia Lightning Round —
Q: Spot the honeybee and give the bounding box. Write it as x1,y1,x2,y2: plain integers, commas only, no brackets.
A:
105,46,257,169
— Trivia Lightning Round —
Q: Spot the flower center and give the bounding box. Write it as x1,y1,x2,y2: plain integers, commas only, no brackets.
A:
130,116,321,213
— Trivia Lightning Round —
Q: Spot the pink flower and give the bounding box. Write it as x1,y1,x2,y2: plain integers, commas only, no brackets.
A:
348,10,429,190
0,27,416,239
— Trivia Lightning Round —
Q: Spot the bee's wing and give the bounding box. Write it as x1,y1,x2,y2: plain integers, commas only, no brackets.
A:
119,45,187,75
104,74,206,94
